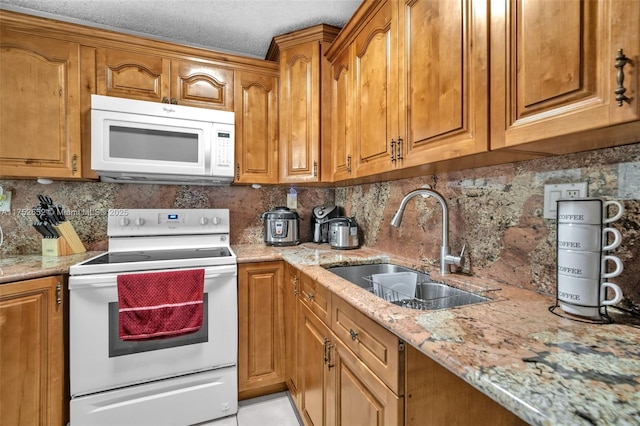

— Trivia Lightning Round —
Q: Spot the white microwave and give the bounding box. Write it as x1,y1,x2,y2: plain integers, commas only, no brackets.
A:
91,94,235,185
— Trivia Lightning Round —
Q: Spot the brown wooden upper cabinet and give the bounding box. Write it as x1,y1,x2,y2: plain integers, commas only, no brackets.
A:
97,48,234,110
490,0,640,151
327,0,490,180
0,28,84,179
234,70,279,184
268,25,340,183
398,0,490,169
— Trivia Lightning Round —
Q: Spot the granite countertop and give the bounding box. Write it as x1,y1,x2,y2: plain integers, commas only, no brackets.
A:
3,245,638,425
234,243,640,426
0,252,102,284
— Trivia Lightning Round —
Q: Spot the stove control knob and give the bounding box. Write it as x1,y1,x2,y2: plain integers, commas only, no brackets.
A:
134,217,145,226
119,218,130,226
199,217,209,225
212,216,222,225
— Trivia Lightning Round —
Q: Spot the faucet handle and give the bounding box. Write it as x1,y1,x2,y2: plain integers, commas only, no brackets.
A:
457,244,466,267
445,244,466,269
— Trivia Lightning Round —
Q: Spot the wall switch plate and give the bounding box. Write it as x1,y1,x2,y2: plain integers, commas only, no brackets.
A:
543,182,588,219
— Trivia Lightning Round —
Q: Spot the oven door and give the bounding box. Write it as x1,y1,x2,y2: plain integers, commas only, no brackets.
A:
69,264,237,397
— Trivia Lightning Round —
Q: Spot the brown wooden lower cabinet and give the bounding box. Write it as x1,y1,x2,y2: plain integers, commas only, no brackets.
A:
405,345,527,426
242,262,525,425
298,301,403,426
237,262,287,400
0,275,66,426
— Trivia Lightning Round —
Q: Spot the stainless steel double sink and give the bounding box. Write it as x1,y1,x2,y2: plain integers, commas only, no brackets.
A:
326,263,490,310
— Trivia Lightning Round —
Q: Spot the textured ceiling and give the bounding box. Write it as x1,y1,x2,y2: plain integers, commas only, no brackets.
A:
0,0,362,58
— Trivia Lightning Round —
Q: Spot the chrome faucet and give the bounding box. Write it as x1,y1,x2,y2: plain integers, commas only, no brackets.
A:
390,186,465,275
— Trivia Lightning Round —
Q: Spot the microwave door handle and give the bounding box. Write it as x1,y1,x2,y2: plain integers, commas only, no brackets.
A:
204,125,212,175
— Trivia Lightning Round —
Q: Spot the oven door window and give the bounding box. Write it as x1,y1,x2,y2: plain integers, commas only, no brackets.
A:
108,294,208,357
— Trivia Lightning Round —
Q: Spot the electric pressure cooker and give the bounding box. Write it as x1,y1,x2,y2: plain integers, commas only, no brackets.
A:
262,206,300,246
311,205,339,243
328,217,360,250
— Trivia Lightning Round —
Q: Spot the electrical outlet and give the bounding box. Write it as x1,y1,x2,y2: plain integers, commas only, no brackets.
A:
543,182,588,219
0,190,11,212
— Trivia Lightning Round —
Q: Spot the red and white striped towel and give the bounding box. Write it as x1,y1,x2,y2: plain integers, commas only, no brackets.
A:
117,269,205,340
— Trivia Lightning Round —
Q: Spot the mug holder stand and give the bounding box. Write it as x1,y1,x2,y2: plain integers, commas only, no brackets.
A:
551,198,615,324
549,302,613,324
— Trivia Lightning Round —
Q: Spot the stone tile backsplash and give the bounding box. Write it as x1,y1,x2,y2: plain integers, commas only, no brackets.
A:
1,143,638,311
336,144,640,312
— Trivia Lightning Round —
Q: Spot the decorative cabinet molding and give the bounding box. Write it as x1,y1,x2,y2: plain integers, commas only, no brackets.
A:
0,29,83,179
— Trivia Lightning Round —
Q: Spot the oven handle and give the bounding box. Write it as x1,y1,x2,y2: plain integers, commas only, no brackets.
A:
69,266,237,289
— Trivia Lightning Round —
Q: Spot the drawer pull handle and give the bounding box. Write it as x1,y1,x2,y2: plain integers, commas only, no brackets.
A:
390,139,396,162
324,338,335,370
349,329,359,341
615,48,631,106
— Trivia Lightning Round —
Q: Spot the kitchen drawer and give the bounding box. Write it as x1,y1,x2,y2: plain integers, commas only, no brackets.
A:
331,295,404,395
299,272,331,325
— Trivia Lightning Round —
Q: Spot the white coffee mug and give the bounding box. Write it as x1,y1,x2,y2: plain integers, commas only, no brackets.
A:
557,224,622,252
557,198,624,224
558,277,623,318
557,250,624,279
557,276,623,306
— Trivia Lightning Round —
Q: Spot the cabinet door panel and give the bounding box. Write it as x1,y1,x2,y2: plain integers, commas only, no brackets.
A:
491,0,640,149
171,60,233,110
299,305,331,426
353,0,398,177
279,42,319,182
331,47,353,181
96,48,170,102
400,0,489,167
334,340,402,426
0,276,64,426
284,264,300,406
0,31,82,178
238,262,285,398
234,71,279,183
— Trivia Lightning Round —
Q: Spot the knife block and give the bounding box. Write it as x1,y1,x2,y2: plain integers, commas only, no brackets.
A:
42,237,73,257
53,221,86,253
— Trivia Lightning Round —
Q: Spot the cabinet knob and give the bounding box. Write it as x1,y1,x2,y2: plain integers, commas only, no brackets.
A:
615,48,631,106
349,328,359,341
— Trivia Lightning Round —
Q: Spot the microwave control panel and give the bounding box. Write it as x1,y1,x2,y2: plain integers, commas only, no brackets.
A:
215,130,233,168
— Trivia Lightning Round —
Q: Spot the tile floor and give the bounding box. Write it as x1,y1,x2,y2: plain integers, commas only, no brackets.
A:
198,392,302,426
